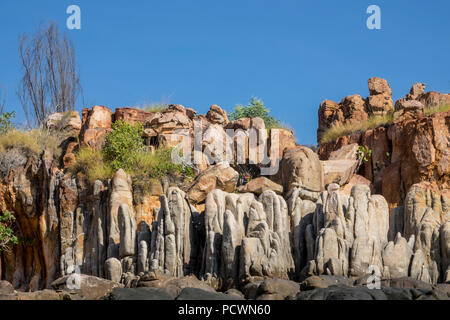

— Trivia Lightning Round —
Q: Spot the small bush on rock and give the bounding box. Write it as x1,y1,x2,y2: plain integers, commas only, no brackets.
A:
131,147,195,179
73,120,194,184
103,120,145,172
229,97,283,129
0,211,18,252
0,111,15,134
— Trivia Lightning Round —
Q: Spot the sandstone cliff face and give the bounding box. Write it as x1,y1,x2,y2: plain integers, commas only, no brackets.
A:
1,85,449,294
0,103,297,291
318,81,449,210
317,77,394,143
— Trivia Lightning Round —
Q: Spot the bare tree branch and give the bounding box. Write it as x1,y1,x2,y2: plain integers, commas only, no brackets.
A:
17,22,81,128
0,83,5,114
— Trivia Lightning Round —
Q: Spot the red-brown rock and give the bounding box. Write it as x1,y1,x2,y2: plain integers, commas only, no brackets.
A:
114,108,153,124
206,105,229,125
368,77,392,96
317,99,343,143
417,92,450,108
80,106,114,149
340,95,368,124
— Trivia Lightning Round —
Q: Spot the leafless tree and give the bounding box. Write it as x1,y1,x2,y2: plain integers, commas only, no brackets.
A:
17,22,81,128
0,84,5,114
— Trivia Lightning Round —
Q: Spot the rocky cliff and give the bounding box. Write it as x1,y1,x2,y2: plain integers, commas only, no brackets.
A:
318,79,449,210
0,80,449,300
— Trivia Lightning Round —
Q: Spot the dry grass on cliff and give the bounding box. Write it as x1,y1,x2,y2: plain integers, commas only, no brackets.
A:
424,104,450,116
320,113,394,145
0,129,62,156
71,146,194,184
70,147,115,183
138,103,169,113
320,104,450,145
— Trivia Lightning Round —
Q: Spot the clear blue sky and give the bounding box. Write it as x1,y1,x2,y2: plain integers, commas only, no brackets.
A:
0,0,449,144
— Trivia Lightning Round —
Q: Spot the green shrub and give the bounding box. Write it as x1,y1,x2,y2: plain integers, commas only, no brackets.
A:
131,147,195,179
72,122,194,184
0,111,15,134
103,120,145,172
0,211,18,252
229,98,282,129
357,145,372,163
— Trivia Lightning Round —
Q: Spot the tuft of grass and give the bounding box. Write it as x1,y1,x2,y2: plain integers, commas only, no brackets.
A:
71,146,195,184
424,104,450,116
138,103,169,113
0,129,62,156
130,148,195,179
70,147,115,183
320,113,393,145
268,122,294,131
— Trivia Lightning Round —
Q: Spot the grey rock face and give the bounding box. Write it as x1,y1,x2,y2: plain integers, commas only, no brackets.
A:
297,184,391,279
108,169,134,259
276,146,324,200
118,204,137,259
0,281,15,295
201,190,255,286
57,178,109,280
105,258,122,283
239,191,294,282
403,183,449,283
441,222,450,282
51,274,123,300
382,233,413,278
149,187,196,277
138,240,149,274
288,187,316,273
201,189,296,288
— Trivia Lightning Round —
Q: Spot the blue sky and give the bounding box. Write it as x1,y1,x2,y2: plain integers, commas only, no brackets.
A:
0,0,449,144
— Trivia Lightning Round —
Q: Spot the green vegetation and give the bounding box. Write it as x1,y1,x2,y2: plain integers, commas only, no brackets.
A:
130,147,195,181
357,145,373,163
0,111,15,134
72,120,194,183
320,113,394,145
103,120,145,172
229,98,284,129
0,211,18,252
